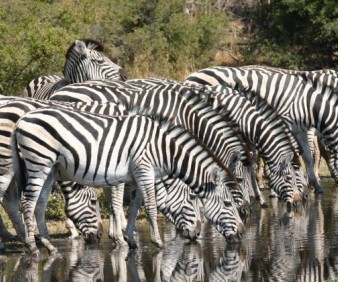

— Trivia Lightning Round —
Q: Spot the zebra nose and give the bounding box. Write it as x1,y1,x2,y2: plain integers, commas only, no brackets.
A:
196,220,202,237
97,222,104,239
286,200,293,211
85,232,99,244
293,193,302,203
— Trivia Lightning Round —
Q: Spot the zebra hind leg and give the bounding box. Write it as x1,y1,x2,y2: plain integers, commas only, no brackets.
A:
105,184,128,247
24,173,59,257
124,185,143,249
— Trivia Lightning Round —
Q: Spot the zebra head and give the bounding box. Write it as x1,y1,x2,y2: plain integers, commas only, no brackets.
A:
63,39,128,83
202,166,245,242
265,153,302,208
61,182,103,243
160,177,202,241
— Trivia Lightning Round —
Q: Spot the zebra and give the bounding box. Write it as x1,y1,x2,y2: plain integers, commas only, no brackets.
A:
0,97,128,248
23,75,69,100
51,81,258,246
12,106,244,255
23,39,128,99
184,66,338,194
126,78,304,205
0,97,203,250
208,84,308,195
240,65,338,181
49,80,260,210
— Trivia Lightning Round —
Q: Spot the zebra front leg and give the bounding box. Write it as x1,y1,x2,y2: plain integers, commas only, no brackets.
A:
309,130,321,182
65,218,80,238
293,128,323,194
250,168,268,208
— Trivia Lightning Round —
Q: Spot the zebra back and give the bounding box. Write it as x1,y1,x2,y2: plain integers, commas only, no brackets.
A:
50,81,252,208
23,75,69,99
12,107,244,242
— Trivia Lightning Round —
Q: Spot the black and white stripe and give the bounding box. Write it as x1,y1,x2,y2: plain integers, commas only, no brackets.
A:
184,66,338,193
23,39,127,100
49,80,257,210
12,106,244,255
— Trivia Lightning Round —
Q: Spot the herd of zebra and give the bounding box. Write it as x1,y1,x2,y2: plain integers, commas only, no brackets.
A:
0,38,337,257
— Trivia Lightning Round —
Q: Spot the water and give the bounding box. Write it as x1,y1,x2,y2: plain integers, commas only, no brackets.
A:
1,179,338,281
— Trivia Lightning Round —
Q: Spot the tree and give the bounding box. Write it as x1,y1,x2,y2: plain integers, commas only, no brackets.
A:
247,0,338,68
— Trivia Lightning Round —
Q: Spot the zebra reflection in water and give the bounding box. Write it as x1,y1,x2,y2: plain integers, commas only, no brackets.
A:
0,255,58,281
66,239,104,281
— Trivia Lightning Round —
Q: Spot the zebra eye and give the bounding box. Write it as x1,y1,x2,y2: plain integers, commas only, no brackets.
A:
95,58,105,64
91,198,97,204
223,201,232,207
189,193,197,200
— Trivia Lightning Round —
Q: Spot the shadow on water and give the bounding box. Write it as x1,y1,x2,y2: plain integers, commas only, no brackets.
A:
1,180,338,281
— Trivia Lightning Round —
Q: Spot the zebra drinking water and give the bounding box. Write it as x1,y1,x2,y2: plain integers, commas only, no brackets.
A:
0,97,203,250
184,66,338,194
12,107,244,255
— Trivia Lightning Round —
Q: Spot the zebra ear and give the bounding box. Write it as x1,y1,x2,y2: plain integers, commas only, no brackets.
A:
280,152,294,173
210,165,222,185
228,151,241,171
189,192,197,199
74,40,89,58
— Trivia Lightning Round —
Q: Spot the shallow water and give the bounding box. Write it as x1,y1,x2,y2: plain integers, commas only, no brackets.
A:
1,179,338,281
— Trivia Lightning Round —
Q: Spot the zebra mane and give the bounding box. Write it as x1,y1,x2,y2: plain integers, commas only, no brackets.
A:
66,39,105,58
179,84,213,107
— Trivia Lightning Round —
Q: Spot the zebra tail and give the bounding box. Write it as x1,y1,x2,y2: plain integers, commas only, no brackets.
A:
11,130,27,195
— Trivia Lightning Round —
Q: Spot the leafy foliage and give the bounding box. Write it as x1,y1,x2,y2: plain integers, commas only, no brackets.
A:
0,0,227,95
248,0,338,68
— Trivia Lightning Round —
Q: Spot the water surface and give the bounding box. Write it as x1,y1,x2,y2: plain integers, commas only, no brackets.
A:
1,179,338,281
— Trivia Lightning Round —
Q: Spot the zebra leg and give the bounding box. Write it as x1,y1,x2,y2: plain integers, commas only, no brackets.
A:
22,173,58,256
249,168,268,208
1,179,26,241
293,128,323,194
65,218,80,238
104,184,128,246
124,184,143,249
308,129,321,182
318,139,338,182
135,173,163,248
34,175,61,256
257,157,266,189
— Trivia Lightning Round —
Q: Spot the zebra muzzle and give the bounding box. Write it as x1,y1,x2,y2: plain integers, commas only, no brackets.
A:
85,232,99,244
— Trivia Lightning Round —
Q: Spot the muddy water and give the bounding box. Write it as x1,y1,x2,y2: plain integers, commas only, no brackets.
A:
1,179,338,281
